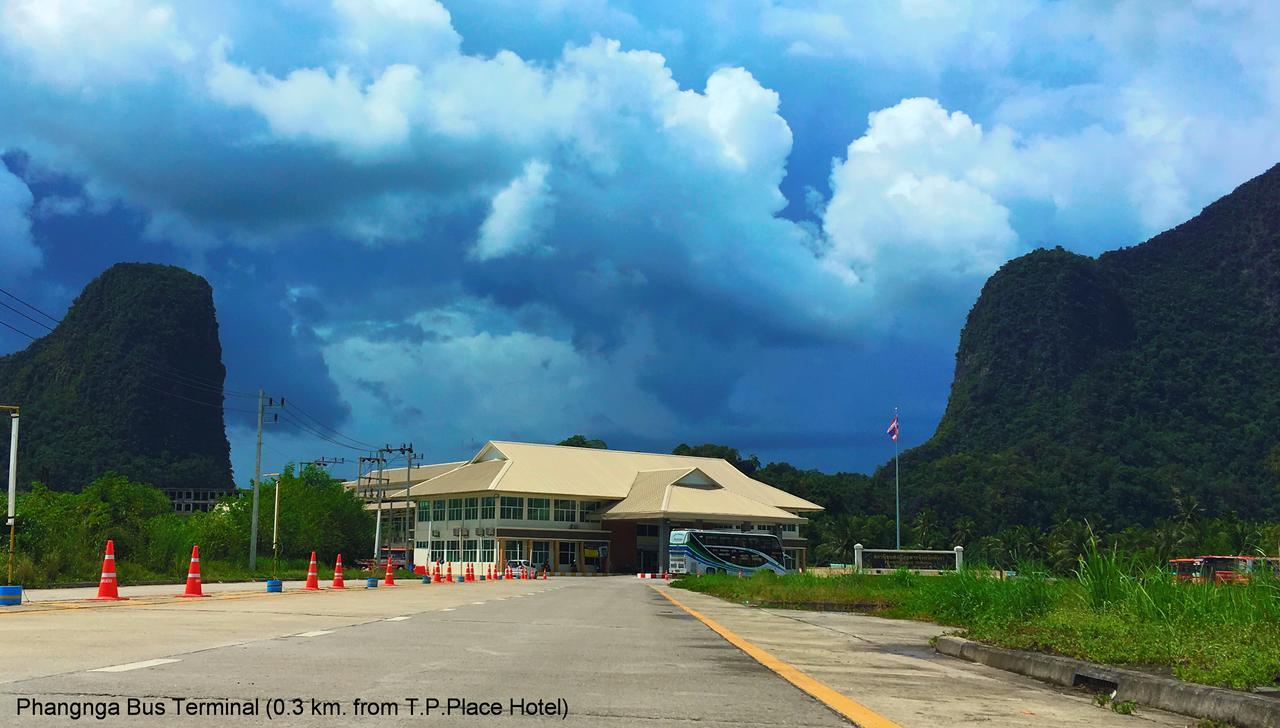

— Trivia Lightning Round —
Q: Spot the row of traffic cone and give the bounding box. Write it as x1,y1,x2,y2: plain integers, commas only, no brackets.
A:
88,542,359,599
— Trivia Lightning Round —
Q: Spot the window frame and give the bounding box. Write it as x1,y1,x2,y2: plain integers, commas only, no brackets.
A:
554,499,576,522
527,498,550,521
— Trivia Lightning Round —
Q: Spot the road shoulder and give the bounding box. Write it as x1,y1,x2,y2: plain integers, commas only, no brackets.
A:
656,586,1192,728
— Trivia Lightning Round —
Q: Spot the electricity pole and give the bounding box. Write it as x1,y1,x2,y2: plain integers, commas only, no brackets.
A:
249,391,282,570
3,405,18,585
358,454,388,560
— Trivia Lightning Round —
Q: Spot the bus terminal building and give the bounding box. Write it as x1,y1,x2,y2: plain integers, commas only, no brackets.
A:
347,441,821,574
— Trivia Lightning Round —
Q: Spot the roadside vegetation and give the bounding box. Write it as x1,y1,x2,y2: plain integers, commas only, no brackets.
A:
672,541,1280,691
1,465,375,588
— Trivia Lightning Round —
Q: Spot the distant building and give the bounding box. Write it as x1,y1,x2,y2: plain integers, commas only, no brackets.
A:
161,487,223,513
344,440,821,574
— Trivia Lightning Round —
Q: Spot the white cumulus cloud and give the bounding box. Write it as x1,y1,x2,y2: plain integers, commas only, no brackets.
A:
472,160,554,261
0,165,40,280
0,0,193,87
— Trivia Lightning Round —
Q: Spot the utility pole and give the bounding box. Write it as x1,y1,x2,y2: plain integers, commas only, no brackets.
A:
3,405,18,585
402,448,420,571
249,391,282,570
358,453,388,560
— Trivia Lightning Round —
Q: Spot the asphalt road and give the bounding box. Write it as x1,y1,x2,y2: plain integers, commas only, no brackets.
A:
0,577,1196,727
0,577,848,727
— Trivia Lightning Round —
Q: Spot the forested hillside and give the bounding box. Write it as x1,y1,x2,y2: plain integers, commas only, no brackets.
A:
868,162,1280,540
0,263,234,493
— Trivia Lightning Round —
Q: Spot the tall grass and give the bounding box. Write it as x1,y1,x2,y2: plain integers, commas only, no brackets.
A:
673,553,1280,689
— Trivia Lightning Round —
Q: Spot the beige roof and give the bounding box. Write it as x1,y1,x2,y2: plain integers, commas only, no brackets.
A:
399,459,509,498
477,441,821,511
343,461,466,493
601,468,805,523
389,441,820,520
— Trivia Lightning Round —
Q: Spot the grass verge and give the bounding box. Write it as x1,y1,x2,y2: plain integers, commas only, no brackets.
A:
671,550,1280,691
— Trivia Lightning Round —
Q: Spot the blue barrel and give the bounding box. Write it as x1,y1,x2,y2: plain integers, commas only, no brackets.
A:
265,580,283,593
0,585,21,606
366,577,379,588
478,575,486,581
421,575,431,584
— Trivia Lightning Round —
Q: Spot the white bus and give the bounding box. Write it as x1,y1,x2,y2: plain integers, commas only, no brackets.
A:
668,529,787,576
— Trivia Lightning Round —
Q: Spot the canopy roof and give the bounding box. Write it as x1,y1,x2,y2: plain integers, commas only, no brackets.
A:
600,468,805,523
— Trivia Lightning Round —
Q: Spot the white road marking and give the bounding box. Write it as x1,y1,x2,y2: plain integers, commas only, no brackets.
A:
472,601,485,605
90,658,180,673
295,630,335,637
384,616,410,622
440,608,455,611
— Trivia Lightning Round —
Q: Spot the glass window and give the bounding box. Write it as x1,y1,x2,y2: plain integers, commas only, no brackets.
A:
464,497,479,520
554,499,576,522
415,540,430,549
432,499,446,520
417,501,431,522
447,498,463,520
462,540,478,561
636,524,658,537
528,498,550,521
579,501,602,521
429,540,446,561
445,540,461,562
559,542,576,565
532,541,550,566
504,541,524,560
480,539,495,562
481,496,496,519
500,496,524,519
781,524,798,532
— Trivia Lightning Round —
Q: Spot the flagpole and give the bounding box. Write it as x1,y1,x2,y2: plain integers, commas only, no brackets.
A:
894,407,900,550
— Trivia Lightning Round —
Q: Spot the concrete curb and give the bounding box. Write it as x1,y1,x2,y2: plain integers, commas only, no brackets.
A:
935,635,1279,727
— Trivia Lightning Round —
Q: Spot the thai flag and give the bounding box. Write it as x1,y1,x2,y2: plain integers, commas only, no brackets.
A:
886,414,899,442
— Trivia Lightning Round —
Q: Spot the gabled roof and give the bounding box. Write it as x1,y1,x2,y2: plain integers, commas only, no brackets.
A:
342,461,466,493
472,441,822,511
385,441,821,519
601,467,805,523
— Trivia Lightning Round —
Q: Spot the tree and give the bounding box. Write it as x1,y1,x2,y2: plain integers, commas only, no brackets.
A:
557,435,607,449
672,443,760,475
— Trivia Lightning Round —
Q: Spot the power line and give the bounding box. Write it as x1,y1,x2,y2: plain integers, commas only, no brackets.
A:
282,400,379,450
0,300,53,332
136,381,258,415
275,411,367,452
0,319,35,340
0,286,60,325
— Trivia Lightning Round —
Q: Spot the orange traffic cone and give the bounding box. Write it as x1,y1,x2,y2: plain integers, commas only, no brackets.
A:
446,562,453,583
467,563,474,582
542,567,548,580
520,566,527,580
177,545,209,597
382,558,397,587
432,562,441,584
332,554,346,589
90,540,128,601
304,551,320,591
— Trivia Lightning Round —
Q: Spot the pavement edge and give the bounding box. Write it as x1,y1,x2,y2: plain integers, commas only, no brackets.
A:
656,588,901,728
934,635,1280,728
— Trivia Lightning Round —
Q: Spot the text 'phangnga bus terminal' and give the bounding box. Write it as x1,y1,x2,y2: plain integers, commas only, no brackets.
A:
344,441,822,575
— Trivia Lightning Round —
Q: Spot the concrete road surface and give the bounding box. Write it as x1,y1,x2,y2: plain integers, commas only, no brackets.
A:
0,577,1195,726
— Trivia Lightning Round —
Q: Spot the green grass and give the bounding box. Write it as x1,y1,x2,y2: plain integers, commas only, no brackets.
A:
672,549,1280,691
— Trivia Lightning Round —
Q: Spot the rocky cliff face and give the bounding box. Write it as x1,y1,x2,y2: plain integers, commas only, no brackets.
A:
884,163,1280,528
0,263,234,492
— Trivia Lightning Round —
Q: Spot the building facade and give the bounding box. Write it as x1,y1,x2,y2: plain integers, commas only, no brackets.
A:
348,441,821,574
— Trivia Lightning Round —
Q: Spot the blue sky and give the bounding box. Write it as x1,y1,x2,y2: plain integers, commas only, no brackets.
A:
1,1,1278,484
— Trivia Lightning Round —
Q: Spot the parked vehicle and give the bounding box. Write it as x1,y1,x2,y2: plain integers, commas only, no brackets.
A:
1169,555,1280,584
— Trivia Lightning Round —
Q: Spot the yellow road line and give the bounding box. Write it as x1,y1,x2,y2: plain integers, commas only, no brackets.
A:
657,588,902,728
